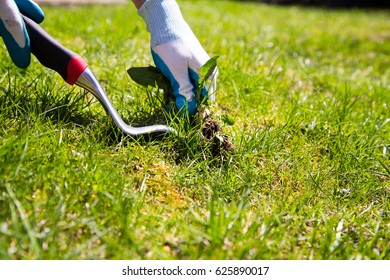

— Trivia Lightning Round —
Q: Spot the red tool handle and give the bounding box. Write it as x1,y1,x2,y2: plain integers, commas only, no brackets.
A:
22,15,88,85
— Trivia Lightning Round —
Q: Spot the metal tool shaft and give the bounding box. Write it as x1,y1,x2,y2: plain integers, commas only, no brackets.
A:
76,68,176,136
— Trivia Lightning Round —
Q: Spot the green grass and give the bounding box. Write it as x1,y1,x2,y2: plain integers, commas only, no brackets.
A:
0,0,389,260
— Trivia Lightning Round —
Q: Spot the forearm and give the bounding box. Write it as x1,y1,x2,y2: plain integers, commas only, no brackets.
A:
131,0,146,9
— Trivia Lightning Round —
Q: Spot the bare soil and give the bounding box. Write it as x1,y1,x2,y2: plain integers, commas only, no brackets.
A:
201,110,235,159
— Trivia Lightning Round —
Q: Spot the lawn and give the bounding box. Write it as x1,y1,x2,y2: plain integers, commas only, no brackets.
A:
0,0,389,260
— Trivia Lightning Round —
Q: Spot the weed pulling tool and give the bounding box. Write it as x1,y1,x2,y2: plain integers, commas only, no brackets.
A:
22,15,176,136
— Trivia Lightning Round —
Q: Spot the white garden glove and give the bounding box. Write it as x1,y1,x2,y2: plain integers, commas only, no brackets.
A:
0,0,44,68
138,0,217,115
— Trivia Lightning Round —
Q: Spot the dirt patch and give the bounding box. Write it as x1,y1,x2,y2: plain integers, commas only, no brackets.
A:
201,109,235,159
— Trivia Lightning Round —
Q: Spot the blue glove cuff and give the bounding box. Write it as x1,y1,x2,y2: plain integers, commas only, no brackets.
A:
138,0,191,47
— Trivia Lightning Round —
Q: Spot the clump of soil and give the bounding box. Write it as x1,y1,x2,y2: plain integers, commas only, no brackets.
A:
202,118,220,140
201,109,235,158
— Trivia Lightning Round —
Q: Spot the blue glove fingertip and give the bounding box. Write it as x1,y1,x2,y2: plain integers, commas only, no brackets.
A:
187,99,198,116
200,87,208,101
188,68,208,101
0,20,30,68
176,95,197,116
15,0,44,23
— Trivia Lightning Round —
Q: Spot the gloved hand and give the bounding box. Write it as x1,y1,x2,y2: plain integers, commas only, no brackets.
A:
138,0,217,116
0,0,44,68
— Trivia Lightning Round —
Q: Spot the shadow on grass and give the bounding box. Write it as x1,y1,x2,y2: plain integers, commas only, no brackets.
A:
0,77,93,126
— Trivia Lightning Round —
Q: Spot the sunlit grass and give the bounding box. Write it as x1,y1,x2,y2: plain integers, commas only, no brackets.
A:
0,1,389,260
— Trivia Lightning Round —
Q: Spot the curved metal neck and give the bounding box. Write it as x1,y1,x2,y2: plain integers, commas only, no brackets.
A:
75,67,175,136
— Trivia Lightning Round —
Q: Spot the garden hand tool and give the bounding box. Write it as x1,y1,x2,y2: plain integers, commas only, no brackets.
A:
22,15,176,136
